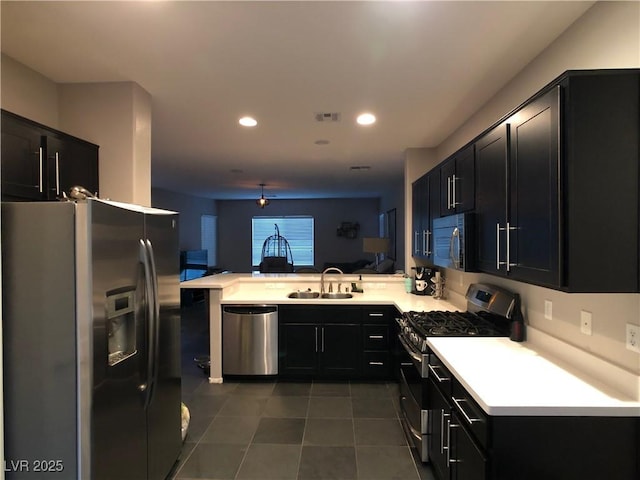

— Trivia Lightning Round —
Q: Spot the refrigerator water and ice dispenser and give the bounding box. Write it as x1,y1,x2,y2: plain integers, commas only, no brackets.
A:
106,287,137,366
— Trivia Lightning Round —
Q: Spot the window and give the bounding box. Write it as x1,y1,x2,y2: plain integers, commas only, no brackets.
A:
201,214,217,266
252,216,314,267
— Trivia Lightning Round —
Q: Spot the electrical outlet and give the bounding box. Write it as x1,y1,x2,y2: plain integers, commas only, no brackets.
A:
580,310,592,335
544,300,552,320
626,324,640,353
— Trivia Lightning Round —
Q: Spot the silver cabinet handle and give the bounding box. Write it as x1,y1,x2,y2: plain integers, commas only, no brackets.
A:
452,397,483,424
423,230,431,256
368,313,384,317
414,231,420,254
38,147,43,193
369,361,384,366
368,335,384,339
498,223,518,271
440,410,450,454
422,230,429,255
315,326,318,352
447,420,460,464
496,223,501,270
55,152,60,195
506,222,517,271
452,174,458,207
321,327,325,353
428,363,450,383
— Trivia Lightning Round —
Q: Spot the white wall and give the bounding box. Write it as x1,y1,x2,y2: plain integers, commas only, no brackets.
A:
405,1,640,374
152,187,218,252
0,54,59,127
1,54,153,205
59,82,152,205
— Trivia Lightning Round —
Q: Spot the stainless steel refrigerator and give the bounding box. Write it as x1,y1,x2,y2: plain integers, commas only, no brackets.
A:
2,198,182,480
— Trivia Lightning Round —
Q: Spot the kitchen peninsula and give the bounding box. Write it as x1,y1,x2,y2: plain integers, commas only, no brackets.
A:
180,272,458,383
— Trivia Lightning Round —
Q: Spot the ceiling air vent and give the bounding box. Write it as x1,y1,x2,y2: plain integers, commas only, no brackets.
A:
314,112,341,122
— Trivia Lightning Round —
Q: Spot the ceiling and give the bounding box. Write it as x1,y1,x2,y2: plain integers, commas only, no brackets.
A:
1,1,595,200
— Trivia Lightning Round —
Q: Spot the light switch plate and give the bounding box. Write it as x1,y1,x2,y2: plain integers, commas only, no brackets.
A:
580,310,592,335
544,300,552,320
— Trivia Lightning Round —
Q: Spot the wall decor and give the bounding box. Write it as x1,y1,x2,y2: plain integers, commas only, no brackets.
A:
336,221,360,239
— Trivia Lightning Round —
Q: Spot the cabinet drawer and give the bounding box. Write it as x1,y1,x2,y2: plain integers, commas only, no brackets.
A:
363,324,389,349
362,306,396,324
362,351,391,377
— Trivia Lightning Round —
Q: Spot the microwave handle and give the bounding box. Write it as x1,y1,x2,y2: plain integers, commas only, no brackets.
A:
449,227,460,269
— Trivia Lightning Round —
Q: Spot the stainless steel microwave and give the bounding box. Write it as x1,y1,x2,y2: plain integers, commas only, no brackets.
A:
432,213,475,271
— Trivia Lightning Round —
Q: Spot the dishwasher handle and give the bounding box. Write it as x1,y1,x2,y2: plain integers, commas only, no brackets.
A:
223,305,278,315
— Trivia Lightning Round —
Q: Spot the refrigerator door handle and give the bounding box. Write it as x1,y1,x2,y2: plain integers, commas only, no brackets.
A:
139,239,156,409
145,238,161,406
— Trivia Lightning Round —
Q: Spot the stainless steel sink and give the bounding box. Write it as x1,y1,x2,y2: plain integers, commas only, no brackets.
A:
320,293,353,299
288,291,320,299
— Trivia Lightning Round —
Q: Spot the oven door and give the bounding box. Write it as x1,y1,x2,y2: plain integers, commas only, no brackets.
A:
398,336,429,462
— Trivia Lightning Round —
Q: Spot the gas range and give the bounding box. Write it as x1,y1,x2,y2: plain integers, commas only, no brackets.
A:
397,283,523,464
397,283,522,355
398,310,510,352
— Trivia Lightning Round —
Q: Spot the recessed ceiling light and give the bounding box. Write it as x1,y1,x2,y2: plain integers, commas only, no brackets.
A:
239,116,257,127
356,113,376,126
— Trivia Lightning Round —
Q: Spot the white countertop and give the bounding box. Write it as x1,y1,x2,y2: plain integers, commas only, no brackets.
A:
181,272,461,313
428,337,640,417
182,273,639,416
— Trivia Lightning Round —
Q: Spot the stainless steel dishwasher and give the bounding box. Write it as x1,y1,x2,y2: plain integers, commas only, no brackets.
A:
222,305,278,375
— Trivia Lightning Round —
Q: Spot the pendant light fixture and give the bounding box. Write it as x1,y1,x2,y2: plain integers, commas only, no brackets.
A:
256,183,270,208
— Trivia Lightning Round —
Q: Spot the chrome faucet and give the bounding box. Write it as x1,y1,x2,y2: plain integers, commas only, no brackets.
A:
321,267,343,294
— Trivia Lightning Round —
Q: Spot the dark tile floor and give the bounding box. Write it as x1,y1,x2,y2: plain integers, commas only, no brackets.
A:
172,301,436,480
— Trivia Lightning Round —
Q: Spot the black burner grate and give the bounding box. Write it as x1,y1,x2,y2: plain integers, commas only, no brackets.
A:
405,310,509,338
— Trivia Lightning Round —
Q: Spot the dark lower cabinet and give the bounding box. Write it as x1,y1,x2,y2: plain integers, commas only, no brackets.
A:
450,410,487,480
278,322,360,377
279,323,318,375
1,109,99,201
318,323,360,377
427,351,639,480
278,304,397,379
428,377,451,480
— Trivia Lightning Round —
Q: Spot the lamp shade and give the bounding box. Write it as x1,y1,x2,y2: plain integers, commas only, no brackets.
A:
362,237,390,254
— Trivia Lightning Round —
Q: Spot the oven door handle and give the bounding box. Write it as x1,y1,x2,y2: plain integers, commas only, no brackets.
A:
398,334,423,364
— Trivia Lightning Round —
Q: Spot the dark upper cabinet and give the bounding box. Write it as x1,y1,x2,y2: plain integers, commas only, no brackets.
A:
473,70,639,292
560,72,639,292
412,171,440,259
1,110,99,201
46,135,99,199
474,123,509,275
1,113,46,200
440,144,475,215
508,87,560,287
475,87,561,287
